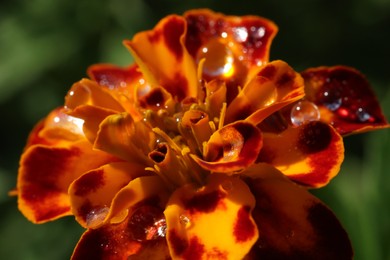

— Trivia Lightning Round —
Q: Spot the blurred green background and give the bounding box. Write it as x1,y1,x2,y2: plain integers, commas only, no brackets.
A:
1,0,389,259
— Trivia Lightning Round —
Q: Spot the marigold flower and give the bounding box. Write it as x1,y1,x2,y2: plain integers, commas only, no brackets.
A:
15,9,389,259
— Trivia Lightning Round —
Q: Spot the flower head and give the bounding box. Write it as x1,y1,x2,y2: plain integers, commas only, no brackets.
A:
16,9,389,259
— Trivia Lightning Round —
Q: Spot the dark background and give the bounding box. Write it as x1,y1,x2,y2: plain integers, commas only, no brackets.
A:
1,0,389,259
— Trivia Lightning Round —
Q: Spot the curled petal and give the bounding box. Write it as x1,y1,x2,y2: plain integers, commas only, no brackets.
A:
204,79,227,120
164,174,258,260
302,66,389,135
243,164,353,259
258,121,344,188
124,15,198,101
226,60,305,125
67,105,116,144
192,121,262,173
26,107,85,148
65,79,125,112
69,162,148,228
179,109,213,154
17,140,116,223
94,113,154,165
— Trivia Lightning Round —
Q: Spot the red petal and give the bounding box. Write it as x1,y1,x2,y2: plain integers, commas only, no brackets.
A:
243,164,353,259
88,63,142,91
302,66,389,135
258,121,344,188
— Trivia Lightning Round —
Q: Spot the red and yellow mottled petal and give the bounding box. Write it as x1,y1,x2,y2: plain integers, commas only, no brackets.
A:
243,164,353,259
302,66,389,135
94,112,154,165
65,78,125,112
72,219,170,260
106,175,170,226
191,121,262,173
124,15,198,101
226,60,305,125
69,162,147,228
17,140,117,223
258,121,344,188
164,173,258,260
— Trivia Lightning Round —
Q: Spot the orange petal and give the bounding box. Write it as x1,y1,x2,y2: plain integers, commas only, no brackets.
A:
17,140,117,223
164,173,258,260
69,162,148,228
25,107,86,149
67,105,116,144
243,164,353,259
226,60,305,125
191,121,262,173
65,78,125,112
94,112,154,165
258,121,344,188
124,15,198,101
302,66,389,135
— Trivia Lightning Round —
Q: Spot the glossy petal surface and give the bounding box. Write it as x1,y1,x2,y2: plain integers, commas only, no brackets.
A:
258,121,344,188
244,164,353,259
302,66,389,135
165,174,258,260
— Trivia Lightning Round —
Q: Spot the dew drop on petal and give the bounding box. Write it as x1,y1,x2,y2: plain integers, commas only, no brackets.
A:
127,206,167,241
47,110,84,135
356,107,373,122
320,90,342,111
221,180,233,192
86,206,109,228
197,38,235,78
290,101,320,126
179,214,190,227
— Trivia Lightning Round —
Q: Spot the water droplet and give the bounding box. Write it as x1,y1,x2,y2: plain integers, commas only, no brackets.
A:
86,206,109,228
127,206,166,241
197,38,235,78
233,27,248,42
290,101,320,126
320,90,342,111
221,180,233,192
179,214,190,226
47,110,84,135
356,107,373,122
